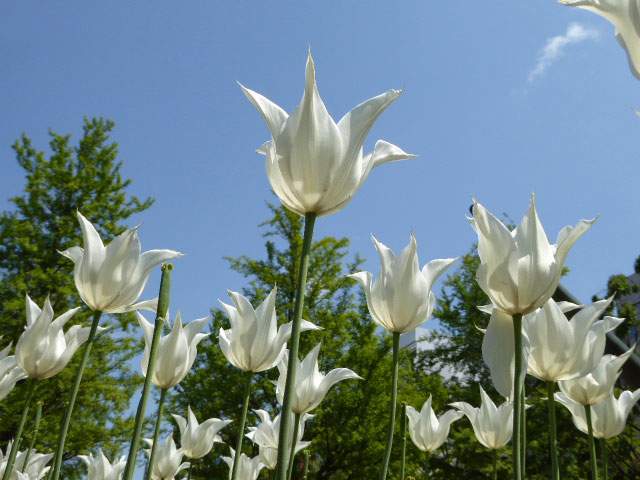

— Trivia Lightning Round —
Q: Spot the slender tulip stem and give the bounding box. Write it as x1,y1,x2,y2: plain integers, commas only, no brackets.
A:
23,401,43,471
424,451,430,480
231,371,253,480
380,332,400,480
546,381,560,480
1,379,37,480
51,309,103,480
303,450,310,480
286,413,301,480
492,449,498,480
512,313,523,480
145,388,168,480
187,462,193,480
585,405,599,480
400,403,407,480
123,264,173,480
600,439,608,480
275,212,316,480
521,381,526,479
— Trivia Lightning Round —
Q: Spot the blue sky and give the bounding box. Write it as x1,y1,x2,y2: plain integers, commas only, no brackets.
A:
2,0,639,472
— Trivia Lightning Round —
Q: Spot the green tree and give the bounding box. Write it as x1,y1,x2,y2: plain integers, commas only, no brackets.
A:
0,118,153,478
169,203,448,479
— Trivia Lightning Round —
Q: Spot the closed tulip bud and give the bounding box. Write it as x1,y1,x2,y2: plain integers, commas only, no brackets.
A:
78,450,126,480
470,194,596,316
222,448,264,480
59,211,183,313
171,406,232,459
350,234,458,333
555,388,640,439
240,50,416,217
0,340,27,401
274,344,361,414
219,288,320,373
16,295,95,380
406,395,463,453
143,436,189,480
451,386,514,450
138,312,209,390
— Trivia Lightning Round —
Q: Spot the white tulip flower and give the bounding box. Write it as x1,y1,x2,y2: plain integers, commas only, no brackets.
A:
0,340,27,401
350,234,458,333
470,194,596,316
451,386,514,450
555,388,640,439
406,395,463,453
559,0,640,79
78,450,126,480
171,406,232,459
222,448,264,480
59,211,182,313
246,409,312,470
0,441,52,480
240,50,416,217
219,288,320,372
143,436,189,480
559,346,635,406
15,295,94,380
274,345,361,414
138,311,209,390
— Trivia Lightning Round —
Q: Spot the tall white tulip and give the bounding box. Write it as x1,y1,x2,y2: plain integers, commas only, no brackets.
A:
222,448,264,480
219,288,320,372
240,50,416,218
274,345,361,414
15,295,88,380
559,0,640,79
559,347,635,406
451,387,514,450
143,436,189,480
171,406,232,459
246,409,312,470
78,450,126,480
406,395,463,453
59,211,183,313
0,441,52,480
0,341,26,401
350,234,458,334
555,388,640,439
138,312,209,390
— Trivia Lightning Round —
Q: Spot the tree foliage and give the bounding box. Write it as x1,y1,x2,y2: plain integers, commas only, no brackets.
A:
0,118,153,477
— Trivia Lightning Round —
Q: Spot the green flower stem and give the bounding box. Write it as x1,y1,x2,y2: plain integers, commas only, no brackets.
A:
51,309,103,480
123,263,173,480
512,313,523,480
585,405,599,480
187,463,193,480
275,212,316,480
1,379,36,480
546,381,560,480
286,413,301,480
145,388,168,480
492,449,498,480
231,371,253,480
379,332,400,480
303,450,310,480
424,451,430,480
23,401,43,471
600,439,608,480
400,403,407,480
521,381,526,479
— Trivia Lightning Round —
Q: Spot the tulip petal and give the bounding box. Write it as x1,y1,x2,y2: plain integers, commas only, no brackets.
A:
238,83,289,139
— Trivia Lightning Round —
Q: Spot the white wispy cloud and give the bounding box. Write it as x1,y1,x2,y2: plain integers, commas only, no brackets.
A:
528,22,599,82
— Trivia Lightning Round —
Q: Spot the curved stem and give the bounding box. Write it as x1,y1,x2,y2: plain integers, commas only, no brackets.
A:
512,313,523,480
1,379,36,480
400,403,407,480
23,401,43,470
492,449,498,480
123,264,173,480
521,381,526,479
585,405,599,480
379,332,400,480
600,439,608,480
275,213,316,480
231,371,253,480
51,309,102,480
286,413,301,480
424,450,430,480
546,381,560,480
145,388,168,479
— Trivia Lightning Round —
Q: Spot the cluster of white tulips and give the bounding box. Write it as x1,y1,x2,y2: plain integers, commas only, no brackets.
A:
4,0,640,477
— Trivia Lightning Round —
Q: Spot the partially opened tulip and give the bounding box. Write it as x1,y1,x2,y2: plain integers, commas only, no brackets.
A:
559,0,640,79
78,450,126,480
240,50,416,218
138,311,209,390
171,406,232,459
0,441,52,480
143,436,189,480
222,448,264,480
406,395,463,453
219,288,320,373
0,341,26,401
